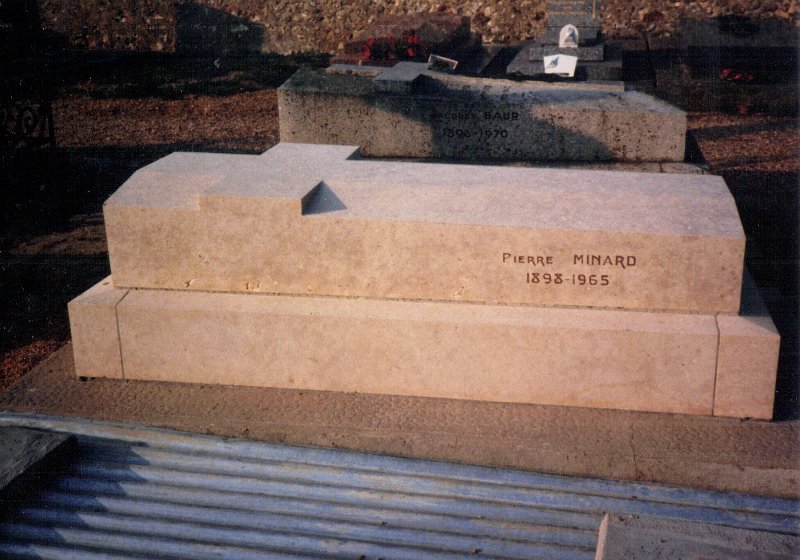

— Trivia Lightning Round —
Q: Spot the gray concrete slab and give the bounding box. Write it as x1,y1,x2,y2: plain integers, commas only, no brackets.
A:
0,426,73,492
597,514,800,559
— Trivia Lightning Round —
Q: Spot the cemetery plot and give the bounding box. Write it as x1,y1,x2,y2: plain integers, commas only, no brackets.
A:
67,142,780,418
278,65,684,162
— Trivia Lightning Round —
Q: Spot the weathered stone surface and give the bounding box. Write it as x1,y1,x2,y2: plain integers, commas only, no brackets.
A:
104,143,744,313
532,0,604,65
528,43,605,61
67,277,128,379
682,17,799,50
10,343,798,497
0,427,74,494
373,61,428,94
78,280,719,415
547,0,602,29
278,67,683,162
67,271,782,420
714,273,780,420
66,271,779,418
715,315,780,420
596,513,800,559
543,25,600,44
660,162,708,174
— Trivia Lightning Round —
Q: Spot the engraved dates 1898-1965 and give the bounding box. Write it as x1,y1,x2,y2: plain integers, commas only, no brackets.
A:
502,252,637,289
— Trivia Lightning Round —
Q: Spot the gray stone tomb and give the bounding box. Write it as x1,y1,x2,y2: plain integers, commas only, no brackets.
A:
507,0,623,81
279,62,685,162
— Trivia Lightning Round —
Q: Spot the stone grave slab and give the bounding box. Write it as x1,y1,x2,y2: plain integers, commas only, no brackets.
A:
103,143,743,314
675,17,799,113
278,66,684,162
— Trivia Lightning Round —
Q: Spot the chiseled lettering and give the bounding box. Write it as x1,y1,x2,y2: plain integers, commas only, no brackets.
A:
503,252,554,265
484,111,520,121
573,254,637,269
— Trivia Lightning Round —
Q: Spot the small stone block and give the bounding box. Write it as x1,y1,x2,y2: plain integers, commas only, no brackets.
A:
582,59,623,81
67,276,128,379
714,316,780,420
596,513,800,559
373,61,429,94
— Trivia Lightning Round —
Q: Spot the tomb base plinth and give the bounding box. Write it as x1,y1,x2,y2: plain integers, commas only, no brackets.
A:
68,275,779,419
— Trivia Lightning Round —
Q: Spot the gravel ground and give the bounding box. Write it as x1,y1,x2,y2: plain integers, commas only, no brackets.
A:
37,0,800,53
1,86,797,412
50,90,280,153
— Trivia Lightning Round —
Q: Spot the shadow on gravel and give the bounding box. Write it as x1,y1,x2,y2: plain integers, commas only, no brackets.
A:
0,35,293,379
60,51,329,100
0,143,225,357
727,168,799,420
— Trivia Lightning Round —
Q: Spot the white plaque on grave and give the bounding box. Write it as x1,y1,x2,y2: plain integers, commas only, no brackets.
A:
543,54,578,77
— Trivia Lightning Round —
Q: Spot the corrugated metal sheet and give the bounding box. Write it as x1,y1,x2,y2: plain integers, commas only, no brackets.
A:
0,413,797,559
